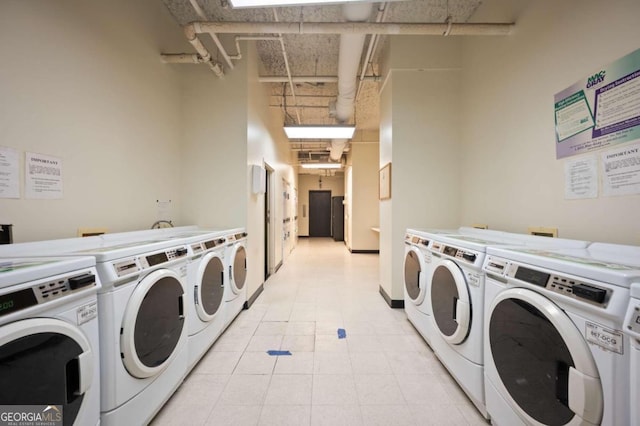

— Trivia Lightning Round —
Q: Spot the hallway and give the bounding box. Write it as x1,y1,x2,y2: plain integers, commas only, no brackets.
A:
153,238,486,425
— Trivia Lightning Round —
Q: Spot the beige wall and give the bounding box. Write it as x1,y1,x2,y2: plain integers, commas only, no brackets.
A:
460,0,640,245
246,41,297,290
348,142,380,251
379,37,462,300
0,0,187,242
297,174,344,237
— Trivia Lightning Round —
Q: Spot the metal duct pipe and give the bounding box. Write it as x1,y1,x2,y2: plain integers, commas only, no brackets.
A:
330,3,372,162
193,21,514,36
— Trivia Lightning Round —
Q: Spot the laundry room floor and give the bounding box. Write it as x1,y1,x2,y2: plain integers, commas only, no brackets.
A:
152,238,488,426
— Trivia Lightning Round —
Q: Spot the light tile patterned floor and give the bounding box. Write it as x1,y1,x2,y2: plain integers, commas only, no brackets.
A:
151,238,489,426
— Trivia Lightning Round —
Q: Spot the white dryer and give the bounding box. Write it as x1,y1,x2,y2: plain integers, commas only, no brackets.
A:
0,256,101,426
223,229,248,327
483,243,638,426
425,229,587,419
403,229,437,345
0,237,191,426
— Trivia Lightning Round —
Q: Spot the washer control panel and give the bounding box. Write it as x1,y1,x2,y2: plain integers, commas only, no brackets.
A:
624,299,640,340
404,234,429,247
431,242,479,266
112,246,188,277
0,272,96,318
484,256,610,307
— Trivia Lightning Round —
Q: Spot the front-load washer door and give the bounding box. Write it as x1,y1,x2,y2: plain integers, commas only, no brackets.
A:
0,318,94,426
404,246,426,305
196,252,225,322
488,288,603,425
229,244,247,294
429,259,470,344
121,269,185,378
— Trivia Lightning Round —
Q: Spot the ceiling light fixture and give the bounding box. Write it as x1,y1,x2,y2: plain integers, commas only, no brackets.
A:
230,0,391,8
284,125,355,139
300,163,343,169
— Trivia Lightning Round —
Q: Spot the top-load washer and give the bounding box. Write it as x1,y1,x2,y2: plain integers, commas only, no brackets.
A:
483,242,639,426
223,229,248,327
0,237,191,426
425,228,588,419
0,256,101,426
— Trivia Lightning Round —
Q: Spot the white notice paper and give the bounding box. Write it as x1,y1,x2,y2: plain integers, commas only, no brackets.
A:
0,146,20,199
564,155,598,199
601,142,640,197
25,152,63,199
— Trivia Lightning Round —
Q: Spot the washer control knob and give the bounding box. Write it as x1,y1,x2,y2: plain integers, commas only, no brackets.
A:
462,252,477,263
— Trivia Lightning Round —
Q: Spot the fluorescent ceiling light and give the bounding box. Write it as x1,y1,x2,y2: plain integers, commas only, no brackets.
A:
300,163,342,169
284,125,355,139
231,0,385,8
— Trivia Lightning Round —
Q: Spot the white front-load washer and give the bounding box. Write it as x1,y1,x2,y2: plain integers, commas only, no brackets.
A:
0,256,101,426
425,229,588,419
100,227,230,371
483,243,638,426
622,248,640,425
0,237,191,426
223,229,248,327
403,229,437,345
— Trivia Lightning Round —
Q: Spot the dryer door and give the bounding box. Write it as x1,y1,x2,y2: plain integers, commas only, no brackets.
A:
404,246,426,305
429,259,470,344
196,252,225,322
487,288,603,425
121,269,185,378
229,244,247,294
0,318,93,426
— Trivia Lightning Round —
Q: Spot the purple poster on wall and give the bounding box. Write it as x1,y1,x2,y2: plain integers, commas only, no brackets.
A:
554,48,640,159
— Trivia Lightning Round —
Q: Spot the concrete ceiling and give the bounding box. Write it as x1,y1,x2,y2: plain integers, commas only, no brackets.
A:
161,0,518,171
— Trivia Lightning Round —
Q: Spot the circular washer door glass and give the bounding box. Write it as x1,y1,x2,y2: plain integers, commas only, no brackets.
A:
404,249,422,301
199,255,224,319
233,246,247,291
490,297,575,425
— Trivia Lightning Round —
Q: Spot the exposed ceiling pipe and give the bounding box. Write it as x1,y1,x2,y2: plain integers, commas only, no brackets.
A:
273,8,302,125
330,3,372,162
230,36,282,60
183,24,224,78
161,53,208,64
356,2,389,100
192,21,514,36
189,0,235,70
258,75,379,83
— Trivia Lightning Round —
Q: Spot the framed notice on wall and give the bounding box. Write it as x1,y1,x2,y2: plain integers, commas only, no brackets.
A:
379,162,391,200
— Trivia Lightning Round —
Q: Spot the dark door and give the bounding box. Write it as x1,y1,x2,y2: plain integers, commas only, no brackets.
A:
309,190,332,237
332,196,344,241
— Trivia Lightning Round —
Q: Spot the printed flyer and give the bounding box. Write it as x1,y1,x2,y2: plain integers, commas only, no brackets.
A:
555,48,640,159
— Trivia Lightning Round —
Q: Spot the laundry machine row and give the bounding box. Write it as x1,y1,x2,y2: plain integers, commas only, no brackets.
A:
483,242,640,425
0,236,192,426
403,227,589,421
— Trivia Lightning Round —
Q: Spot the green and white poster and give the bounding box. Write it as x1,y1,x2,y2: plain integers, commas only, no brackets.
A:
555,48,640,159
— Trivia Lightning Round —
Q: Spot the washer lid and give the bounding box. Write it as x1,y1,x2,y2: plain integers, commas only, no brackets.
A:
0,256,95,289
487,245,640,288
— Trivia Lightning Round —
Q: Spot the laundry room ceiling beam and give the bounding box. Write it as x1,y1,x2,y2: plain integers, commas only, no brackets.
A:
192,21,514,36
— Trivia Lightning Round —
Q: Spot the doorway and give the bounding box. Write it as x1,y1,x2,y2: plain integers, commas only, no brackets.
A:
264,163,274,281
309,190,332,237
